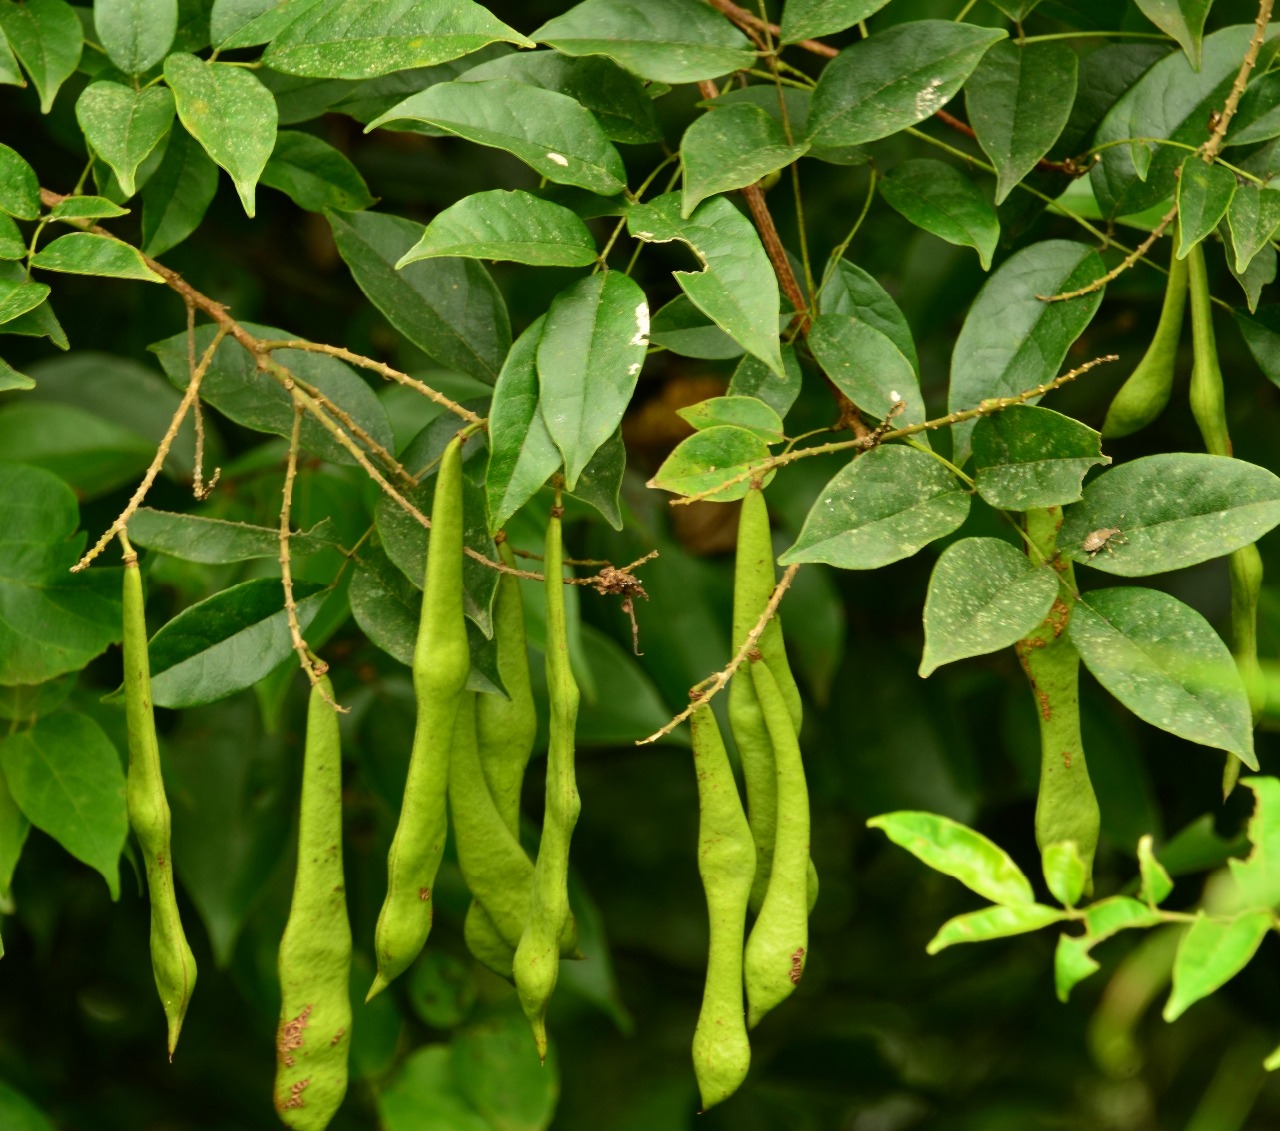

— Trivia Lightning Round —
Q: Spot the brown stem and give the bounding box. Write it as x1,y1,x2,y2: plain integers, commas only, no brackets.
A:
1204,0,1274,160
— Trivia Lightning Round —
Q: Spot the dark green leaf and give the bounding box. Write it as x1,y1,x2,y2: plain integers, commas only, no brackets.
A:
680,103,808,217
0,763,28,898
971,404,1109,510
648,425,772,503
0,142,40,219
816,257,918,374
727,345,803,420
1176,156,1235,258
0,0,82,113
676,395,784,442
128,508,336,564
648,294,744,360
0,401,154,496
1226,182,1280,274
880,159,999,270
808,312,924,427
140,125,220,256
1226,232,1275,313
94,0,177,74
927,903,1064,954
1164,910,1272,1021
1134,0,1211,69
780,0,889,43
452,1005,559,1131
1226,72,1280,147
569,427,625,531
31,232,162,282
74,82,174,199
259,129,374,212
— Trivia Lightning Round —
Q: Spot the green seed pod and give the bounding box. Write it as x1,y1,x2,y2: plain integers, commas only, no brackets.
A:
689,703,754,1110
1187,243,1231,458
1102,245,1187,439
513,506,581,1060
122,544,197,1058
369,436,470,1000
274,675,352,1130
743,660,809,1030
464,901,517,979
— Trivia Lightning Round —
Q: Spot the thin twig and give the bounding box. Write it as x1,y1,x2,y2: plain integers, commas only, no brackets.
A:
1040,203,1178,303
186,299,219,500
1203,0,1274,160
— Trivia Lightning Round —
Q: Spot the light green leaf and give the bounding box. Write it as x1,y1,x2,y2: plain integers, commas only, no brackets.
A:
0,142,40,220
727,345,803,420
880,159,999,270
627,192,784,376
780,444,970,570
127,507,336,564
1069,587,1256,768
1164,909,1272,1021
965,40,1077,204
971,404,1109,511
807,21,1006,146
74,82,174,199
1043,841,1086,907
948,240,1105,464
648,425,772,503
261,0,533,80
927,903,1064,954
1227,777,1280,911
368,80,626,196
452,1006,560,1131
48,195,128,221
680,103,808,217
94,0,177,74
398,189,596,268
211,0,322,51
1226,182,1280,274
537,271,648,489
676,395,784,442
0,712,126,899
0,0,82,113
0,211,22,258
780,0,890,43
1134,0,1211,69
919,536,1059,677
1055,934,1100,1002
1139,834,1174,905
0,357,33,390
1176,156,1235,258
532,0,755,84
0,25,21,87
867,810,1036,905
165,53,278,217
260,129,374,212
816,256,919,374
0,262,66,347
1058,453,1280,576
807,312,924,427
31,232,162,282
140,125,219,256
0,277,51,324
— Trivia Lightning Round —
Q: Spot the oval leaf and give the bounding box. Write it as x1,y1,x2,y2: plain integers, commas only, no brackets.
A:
971,404,1109,511
676,395,784,442
94,0,176,75
649,424,772,503
1176,155,1236,259
1164,910,1273,1021
74,82,174,199
0,0,82,114
31,232,162,282
808,312,924,427
881,158,999,270
680,103,808,217
927,903,1064,954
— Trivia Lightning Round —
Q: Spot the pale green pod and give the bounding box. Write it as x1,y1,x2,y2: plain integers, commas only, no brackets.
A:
274,675,352,1130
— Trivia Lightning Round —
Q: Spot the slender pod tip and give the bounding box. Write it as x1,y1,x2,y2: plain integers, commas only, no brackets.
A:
365,974,389,1003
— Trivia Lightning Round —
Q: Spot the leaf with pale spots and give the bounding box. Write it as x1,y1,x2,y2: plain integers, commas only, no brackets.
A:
971,404,1108,511
649,426,773,503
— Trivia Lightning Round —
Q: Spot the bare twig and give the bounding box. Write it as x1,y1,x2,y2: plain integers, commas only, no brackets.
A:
1203,0,1274,160
1040,203,1179,303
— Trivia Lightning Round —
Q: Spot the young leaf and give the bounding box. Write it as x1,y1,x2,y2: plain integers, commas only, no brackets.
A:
94,0,178,75
779,444,970,570
164,53,278,217
328,209,510,384
532,0,755,83
48,196,128,222
1055,934,1101,1002
807,21,1006,147
1058,453,1280,576
676,396,784,442
537,271,648,490
1227,777,1280,911
0,142,40,219
807,312,924,427
30,233,163,282
1176,156,1235,258
927,903,1065,955
74,82,175,199
398,189,597,269
366,80,627,196
918,537,1059,677
1226,183,1280,275
867,810,1035,905
816,257,919,374
880,159,999,270
1138,834,1174,906
727,345,804,420
1043,841,1086,908
127,508,336,564
965,40,1077,204
0,713,126,899
0,0,82,113
680,103,808,218
1134,0,1211,70
1164,910,1272,1021
648,425,773,503
1068,587,1257,769
260,0,533,80
948,240,1106,464
259,129,374,212
1084,896,1163,941
970,404,1109,511
140,125,219,256
627,192,784,376
780,0,890,43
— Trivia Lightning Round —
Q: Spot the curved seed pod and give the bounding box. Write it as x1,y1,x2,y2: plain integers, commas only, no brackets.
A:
1102,244,1187,438
369,436,470,999
274,675,352,1129
689,704,754,1110
464,901,516,979
743,660,810,1030
513,505,581,1060
122,546,197,1058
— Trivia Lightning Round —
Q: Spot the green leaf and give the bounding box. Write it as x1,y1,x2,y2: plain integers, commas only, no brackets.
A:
532,0,755,84
74,82,174,199
164,53,278,217
0,25,21,88
368,80,626,196
48,195,128,221
140,124,219,256
0,463,122,684
1054,934,1100,1002
868,810,1035,905
1058,453,1280,576
1236,306,1280,386
0,277,52,325
0,1081,55,1131
648,425,772,503
1083,895,1163,941
350,538,426,667
1068,587,1256,769
0,0,82,114
1226,72,1280,147
147,577,326,707
398,189,596,269
1043,841,1086,907
1226,183,1280,274
965,40,1077,205
816,257,918,374
680,103,808,218
780,444,970,570
0,402,154,497
808,312,924,427
0,356,33,390
948,240,1105,464
1226,234,1275,314
676,395,784,442
211,0,319,50
727,345,803,420
971,404,1109,511
919,536,1059,678
0,764,29,898
260,0,533,80
537,271,647,490
648,294,744,360
927,903,1064,954
452,1006,559,1131
328,209,510,384
31,232,162,282
569,427,626,531
807,21,1006,147
128,507,336,564
881,159,999,270
1227,777,1280,910
1164,910,1272,1021
1138,834,1174,905
0,142,39,219
259,129,374,212
780,0,890,43
0,211,23,258
1176,156,1235,258
0,262,67,348
0,712,126,899
628,192,784,376
94,0,177,74
377,1046,493,1131
1134,0,1211,69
